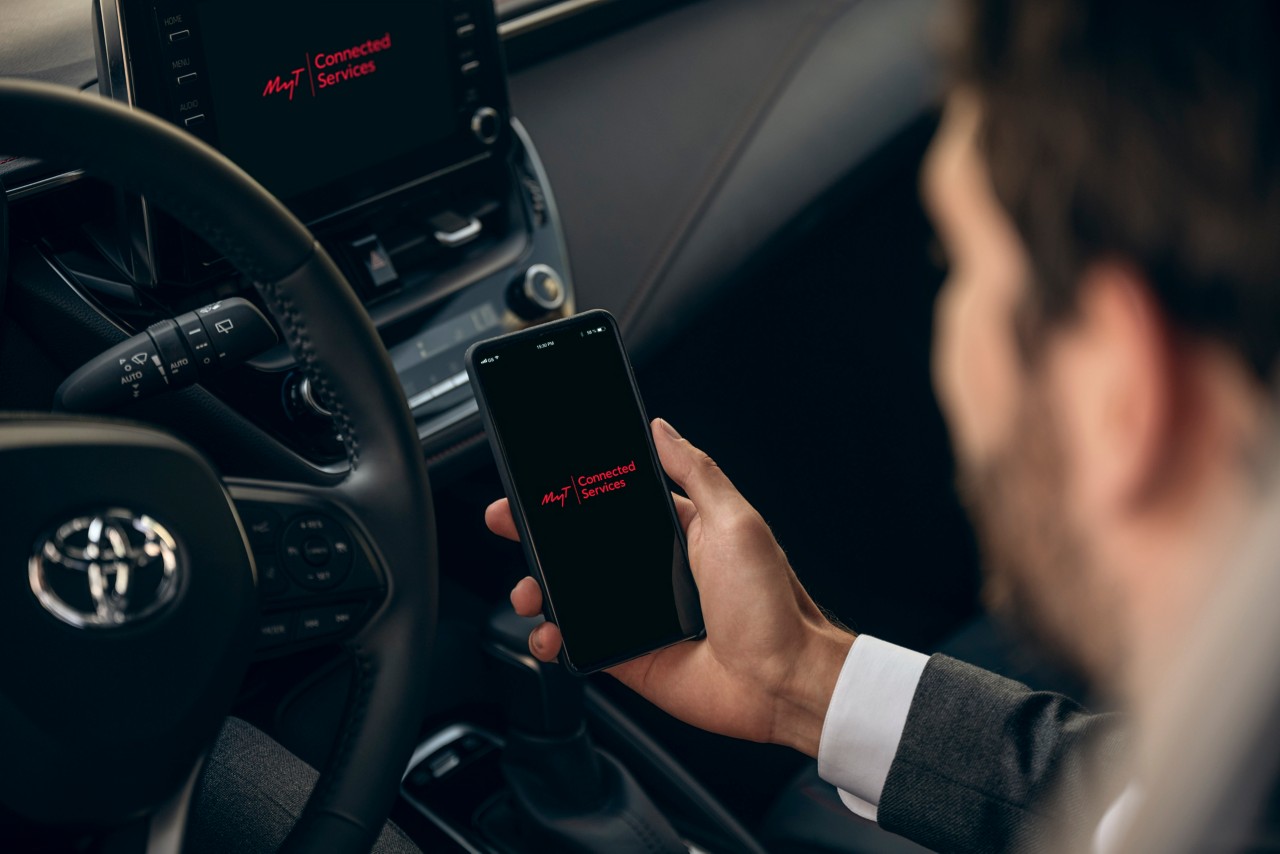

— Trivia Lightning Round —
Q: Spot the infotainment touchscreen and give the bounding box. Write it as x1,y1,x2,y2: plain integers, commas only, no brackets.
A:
98,0,508,278
195,2,455,207
103,0,508,228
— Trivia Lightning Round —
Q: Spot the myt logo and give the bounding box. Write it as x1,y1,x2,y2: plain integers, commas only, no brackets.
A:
542,485,573,508
261,32,394,102
540,461,637,509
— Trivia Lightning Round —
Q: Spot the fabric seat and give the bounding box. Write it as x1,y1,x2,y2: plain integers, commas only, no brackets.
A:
186,717,420,854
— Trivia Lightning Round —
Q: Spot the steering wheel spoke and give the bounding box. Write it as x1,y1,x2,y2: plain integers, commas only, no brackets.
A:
226,479,388,658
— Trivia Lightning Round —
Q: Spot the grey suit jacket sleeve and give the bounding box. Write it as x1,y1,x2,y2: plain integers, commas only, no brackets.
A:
876,655,1129,853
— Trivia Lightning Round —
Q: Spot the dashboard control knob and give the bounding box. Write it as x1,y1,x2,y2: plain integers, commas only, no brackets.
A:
471,106,501,145
508,264,567,320
295,375,334,418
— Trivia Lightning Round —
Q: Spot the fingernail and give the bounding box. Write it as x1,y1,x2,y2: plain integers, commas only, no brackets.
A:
658,418,681,439
530,626,543,653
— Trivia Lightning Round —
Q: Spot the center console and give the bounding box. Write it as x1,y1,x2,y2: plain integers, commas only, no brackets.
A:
74,0,572,463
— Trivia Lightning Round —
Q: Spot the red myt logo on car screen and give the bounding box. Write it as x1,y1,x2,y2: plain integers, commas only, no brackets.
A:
261,32,393,102
541,461,637,509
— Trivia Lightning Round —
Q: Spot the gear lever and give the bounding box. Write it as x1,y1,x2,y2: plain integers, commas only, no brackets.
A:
485,607,688,854
487,607,584,737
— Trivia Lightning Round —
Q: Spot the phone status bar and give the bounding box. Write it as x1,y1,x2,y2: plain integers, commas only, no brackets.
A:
479,322,609,366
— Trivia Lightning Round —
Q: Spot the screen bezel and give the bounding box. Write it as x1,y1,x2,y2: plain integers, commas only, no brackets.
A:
466,311,704,674
121,0,510,226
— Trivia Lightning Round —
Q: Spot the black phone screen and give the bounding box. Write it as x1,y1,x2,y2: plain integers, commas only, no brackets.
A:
470,314,702,671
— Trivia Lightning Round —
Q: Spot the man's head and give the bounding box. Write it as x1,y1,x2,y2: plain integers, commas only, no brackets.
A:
925,1,1280,692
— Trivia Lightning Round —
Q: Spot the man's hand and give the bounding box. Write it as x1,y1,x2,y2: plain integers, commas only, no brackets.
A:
485,418,855,758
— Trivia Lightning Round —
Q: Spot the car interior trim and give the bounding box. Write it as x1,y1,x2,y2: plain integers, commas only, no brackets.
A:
424,430,487,468
146,754,206,854
416,397,480,443
498,0,611,39
614,0,846,336
5,168,85,201
92,0,158,284
300,153,494,231
400,723,494,854
93,0,130,105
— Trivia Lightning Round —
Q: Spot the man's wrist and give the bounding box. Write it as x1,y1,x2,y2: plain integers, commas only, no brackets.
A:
772,625,857,757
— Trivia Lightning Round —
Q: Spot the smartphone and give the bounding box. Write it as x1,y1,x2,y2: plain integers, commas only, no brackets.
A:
466,309,704,674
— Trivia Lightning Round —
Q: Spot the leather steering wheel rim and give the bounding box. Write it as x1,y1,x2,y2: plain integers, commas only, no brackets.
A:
0,79,437,853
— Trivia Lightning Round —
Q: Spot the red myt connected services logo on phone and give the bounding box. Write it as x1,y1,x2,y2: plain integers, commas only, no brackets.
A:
541,461,637,509
261,31,394,102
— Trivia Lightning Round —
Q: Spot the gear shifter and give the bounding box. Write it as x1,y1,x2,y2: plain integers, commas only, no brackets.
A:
485,607,688,854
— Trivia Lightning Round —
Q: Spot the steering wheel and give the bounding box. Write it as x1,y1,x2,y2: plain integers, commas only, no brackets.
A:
0,79,436,852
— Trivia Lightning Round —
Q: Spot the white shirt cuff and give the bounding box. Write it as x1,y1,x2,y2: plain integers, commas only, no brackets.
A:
816,634,929,822
1093,785,1142,853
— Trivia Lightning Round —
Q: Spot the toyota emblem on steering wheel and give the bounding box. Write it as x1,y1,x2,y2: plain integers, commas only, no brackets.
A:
29,510,181,629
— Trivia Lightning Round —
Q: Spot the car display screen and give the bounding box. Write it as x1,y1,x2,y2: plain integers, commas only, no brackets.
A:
195,1,456,204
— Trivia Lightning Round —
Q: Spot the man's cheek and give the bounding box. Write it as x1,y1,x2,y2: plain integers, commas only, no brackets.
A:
933,275,1020,467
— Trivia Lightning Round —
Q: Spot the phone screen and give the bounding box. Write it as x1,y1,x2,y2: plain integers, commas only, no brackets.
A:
469,313,703,672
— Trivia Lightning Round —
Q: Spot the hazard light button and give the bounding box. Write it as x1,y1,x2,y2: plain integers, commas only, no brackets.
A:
350,234,399,289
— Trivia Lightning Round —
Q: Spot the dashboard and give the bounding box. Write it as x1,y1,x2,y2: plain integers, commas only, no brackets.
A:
0,0,942,601
10,0,576,471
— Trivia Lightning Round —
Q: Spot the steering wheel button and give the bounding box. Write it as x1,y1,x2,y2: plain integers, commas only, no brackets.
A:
256,554,288,598
257,614,294,648
298,567,335,588
238,504,283,547
296,603,364,639
297,612,325,636
281,514,354,589
302,536,331,566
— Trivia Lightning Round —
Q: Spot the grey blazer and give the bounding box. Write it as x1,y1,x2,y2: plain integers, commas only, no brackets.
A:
876,655,1129,853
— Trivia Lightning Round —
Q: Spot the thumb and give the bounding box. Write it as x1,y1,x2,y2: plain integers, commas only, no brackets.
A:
651,419,746,516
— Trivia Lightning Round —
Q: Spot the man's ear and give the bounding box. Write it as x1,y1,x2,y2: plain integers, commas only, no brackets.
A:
1055,261,1175,516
